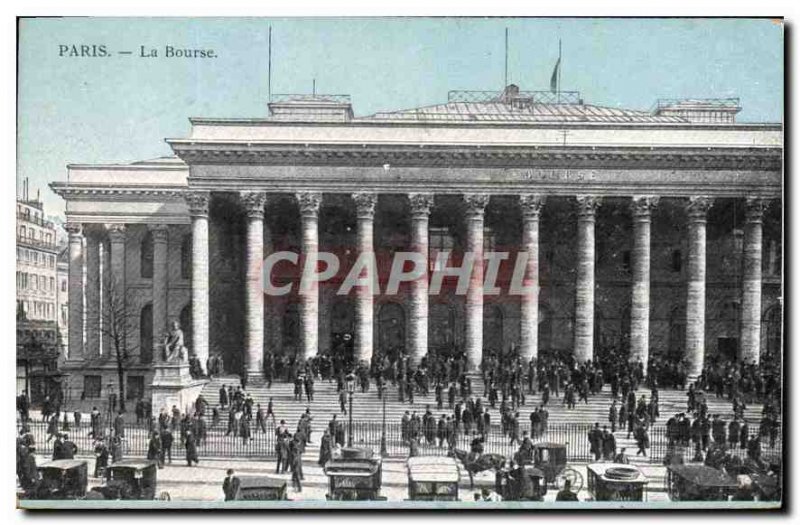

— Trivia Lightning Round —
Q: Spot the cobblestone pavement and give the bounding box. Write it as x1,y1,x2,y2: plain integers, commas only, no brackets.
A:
33,453,671,503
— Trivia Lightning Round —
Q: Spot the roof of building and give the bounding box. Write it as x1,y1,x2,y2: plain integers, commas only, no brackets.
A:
361,100,688,124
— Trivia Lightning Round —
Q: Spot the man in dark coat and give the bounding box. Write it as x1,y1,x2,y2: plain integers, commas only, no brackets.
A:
94,439,109,478
588,423,602,461
185,430,199,466
601,427,616,461
318,429,332,466
148,431,163,468
161,429,174,465
219,385,228,408
222,469,240,501
113,411,125,439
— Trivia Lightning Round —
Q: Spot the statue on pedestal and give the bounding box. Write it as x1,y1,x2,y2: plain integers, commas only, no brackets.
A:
163,321,186,363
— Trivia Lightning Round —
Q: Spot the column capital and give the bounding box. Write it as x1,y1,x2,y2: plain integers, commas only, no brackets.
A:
631,195,660,219
241,191,267,219
65,222,83,237
464,193,490,217
353,192,377,220
185,191,211,217
296,191,322,218
686,196,714,221
744,196,770,223
106,224,127,243
519,194,546,219
576,195,601,219
408,193,434,218
148,224,170,243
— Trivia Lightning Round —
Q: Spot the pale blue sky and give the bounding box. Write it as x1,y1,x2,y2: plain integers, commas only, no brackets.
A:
17,17,783,215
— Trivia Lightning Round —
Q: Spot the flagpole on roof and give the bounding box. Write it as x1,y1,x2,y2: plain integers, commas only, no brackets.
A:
558,38,562,103
504,27,509,88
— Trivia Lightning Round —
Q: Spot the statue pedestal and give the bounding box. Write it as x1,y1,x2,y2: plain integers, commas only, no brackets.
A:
150,362,208,415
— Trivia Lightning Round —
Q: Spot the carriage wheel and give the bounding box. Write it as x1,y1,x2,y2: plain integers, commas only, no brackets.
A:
158,491,171,501
556,468,584,493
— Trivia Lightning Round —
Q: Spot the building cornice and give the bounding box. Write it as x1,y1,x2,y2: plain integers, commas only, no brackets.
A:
49,183,187,201
168,141,781,171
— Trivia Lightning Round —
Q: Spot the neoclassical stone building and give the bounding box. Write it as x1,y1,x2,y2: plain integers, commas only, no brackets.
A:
52,87,782,401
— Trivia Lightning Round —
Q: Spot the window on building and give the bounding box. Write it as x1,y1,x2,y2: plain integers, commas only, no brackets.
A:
50,277,54,292
140,231,154,278
126,376,145,400
622,250,631,272
671,249,682,272
181,234,192,279
429,227,455,271
84,376,102,398
61,280,66,292
20,226,25,238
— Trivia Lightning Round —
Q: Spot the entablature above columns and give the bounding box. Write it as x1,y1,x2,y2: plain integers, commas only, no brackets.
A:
185,165,781,199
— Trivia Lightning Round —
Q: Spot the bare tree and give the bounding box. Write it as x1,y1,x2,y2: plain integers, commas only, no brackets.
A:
100,273,139,413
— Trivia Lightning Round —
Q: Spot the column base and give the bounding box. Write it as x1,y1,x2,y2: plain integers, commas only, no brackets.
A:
150,362,208,415
243,371,266,388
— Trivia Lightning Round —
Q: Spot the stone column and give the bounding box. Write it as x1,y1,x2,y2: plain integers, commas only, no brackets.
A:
574,195,600,364
85,230,101,358
107,225,127,358
740,197,768,365
242,192,267,382
519,194,545,363
464,193,490,373
685,196,713,381
409,193,433,367
630,196,659,369
353,192,377,366
150,224,170,364
185,191,210,371
66,223,84,362
297,192,322,361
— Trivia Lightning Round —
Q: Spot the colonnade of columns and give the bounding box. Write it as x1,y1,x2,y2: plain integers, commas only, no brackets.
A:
65,192,772,381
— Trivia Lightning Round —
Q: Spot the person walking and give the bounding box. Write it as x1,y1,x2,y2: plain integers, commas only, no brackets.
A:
161,428,174,465
185,430,199,466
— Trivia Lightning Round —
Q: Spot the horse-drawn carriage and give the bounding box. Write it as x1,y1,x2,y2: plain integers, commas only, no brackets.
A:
532,442,583,492
324,447,385,501
406,456,460,501
587,463,648,502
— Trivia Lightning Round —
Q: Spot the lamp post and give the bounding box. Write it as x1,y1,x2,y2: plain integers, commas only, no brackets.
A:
347,377,355,447
380,385,387,457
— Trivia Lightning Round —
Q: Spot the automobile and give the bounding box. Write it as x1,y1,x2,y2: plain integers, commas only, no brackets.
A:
232,476,289,501
532,442,583,491
88,460,166,500
666,464,738,501
26,459,88,500
587,463,649,502
324,447,384,501
406,456,460,501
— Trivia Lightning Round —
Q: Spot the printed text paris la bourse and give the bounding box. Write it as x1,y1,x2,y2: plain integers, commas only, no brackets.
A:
58,44,217,58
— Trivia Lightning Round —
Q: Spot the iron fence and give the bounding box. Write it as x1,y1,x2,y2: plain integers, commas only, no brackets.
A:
19,417,781,466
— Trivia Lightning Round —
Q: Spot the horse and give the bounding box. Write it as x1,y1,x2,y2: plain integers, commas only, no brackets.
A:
452,448,507,488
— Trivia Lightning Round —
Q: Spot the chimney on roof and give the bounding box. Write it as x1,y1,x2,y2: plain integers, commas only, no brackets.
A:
268,94,353,122
501,84,520,101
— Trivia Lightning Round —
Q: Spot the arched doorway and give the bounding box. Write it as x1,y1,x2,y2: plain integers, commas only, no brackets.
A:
762,304,782,361
483,304,504,356
140,304,153,364
668,305,686,362
282,303,301,359
180,304,193,356
378,302,405,359
538,303,553,352
429,303,456,358
330,298,355,366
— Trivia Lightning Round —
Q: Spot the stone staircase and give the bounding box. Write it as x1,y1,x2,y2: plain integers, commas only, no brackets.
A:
199,375,769,467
